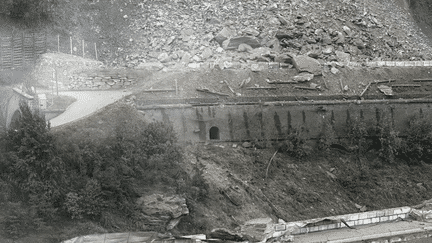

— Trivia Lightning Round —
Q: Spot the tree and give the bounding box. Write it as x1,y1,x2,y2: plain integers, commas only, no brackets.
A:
5,101,65,218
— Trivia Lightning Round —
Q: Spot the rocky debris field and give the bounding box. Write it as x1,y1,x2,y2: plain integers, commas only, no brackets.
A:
91,0,432,70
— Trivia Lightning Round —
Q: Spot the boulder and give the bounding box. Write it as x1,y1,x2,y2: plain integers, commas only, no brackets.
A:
243,28,260,37
209,228,245,241
274,54,293,64
335,51,351,63
238,43,253,52
201,47,213,60
241,218,274,242
292,55,322,75
330,67,340,74
293,73,314,82
214,27,235,45
224,36,262,50
157,53,171,63
250,63,266,72
322,45,334,55
136,194,189,219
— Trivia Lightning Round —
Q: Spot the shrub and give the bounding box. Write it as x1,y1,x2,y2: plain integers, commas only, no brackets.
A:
345,116,370,154
279,126,311,158
3,202,45,239
317,120,337,151
403,114,432,162
375,120,402,163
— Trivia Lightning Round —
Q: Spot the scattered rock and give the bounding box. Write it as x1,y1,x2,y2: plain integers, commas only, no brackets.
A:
136,194,189,219
322,46,334,55
201,47,213,60
157,53,171,63
238,43,253,52
293,72,314,82
224,36,262,50
242,141,253,148
243,28,260,37
209,228,244,241
241,218,274,242
292,55,322,75
330,67,340,74
274,54,293,64
335,51,351,63
215,27,235,45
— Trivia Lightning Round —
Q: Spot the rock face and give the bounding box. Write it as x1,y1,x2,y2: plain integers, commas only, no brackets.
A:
292,55,322,75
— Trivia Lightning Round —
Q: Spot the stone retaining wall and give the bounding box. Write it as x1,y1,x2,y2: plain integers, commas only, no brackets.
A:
68,74,138,90
272,206,412,236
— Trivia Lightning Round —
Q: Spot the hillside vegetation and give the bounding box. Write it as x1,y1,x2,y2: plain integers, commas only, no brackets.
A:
1,101,432,242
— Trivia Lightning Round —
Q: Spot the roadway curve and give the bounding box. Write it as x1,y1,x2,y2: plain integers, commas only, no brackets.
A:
49,90,131,127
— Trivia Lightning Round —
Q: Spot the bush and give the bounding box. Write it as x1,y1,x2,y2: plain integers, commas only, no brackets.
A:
345,116,371,154
3,202,45,239
375,120,402,163
317,120,337,151
279,126,311,158
403,114,432,162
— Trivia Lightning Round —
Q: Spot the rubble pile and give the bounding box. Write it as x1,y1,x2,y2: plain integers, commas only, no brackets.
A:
101,0,432,69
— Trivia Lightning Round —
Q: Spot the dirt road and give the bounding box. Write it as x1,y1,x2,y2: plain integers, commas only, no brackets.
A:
49,90,131,127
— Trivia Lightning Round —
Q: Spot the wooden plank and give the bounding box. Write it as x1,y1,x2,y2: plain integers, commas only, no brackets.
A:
294,86,318,90
374,79,395,84
413,79,432,82
196,88,229,96
142,89,176,92
360,82,372,97
246,87,277,90
266,80,298,84
391,84,421,87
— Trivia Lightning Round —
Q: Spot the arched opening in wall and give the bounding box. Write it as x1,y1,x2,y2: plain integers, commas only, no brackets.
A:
10,110,21,127
209,126,220,140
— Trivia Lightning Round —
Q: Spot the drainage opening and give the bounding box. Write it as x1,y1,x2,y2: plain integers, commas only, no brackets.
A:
209,126,220,140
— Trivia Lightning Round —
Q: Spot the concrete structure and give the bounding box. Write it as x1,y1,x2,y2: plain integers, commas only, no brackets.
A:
0,87,36,129
136,97,432,143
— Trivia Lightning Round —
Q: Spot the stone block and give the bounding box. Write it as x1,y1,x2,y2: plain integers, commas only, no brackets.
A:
368,212,377,218
398,214,406,219
385,61,395,66
300,228,308,234
372,217,380,223
377,211,385,217
292,228,301,235
425,61,432,66
328,224,336,230
363,218,372,225
275,224,286,231
310,226,319,232
389,215,397,220
384,209,393,216
318,225,327,231
356,220,364,225
380,216,389,222
349,214,359,221
359,213,368,220
415,61,424,66
405,61,414,66
280,63,292,69
394,208,403,215
395,62,404,67
268,62,280,69
366,62,377,67
376,61,385,67
401,207,411,214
